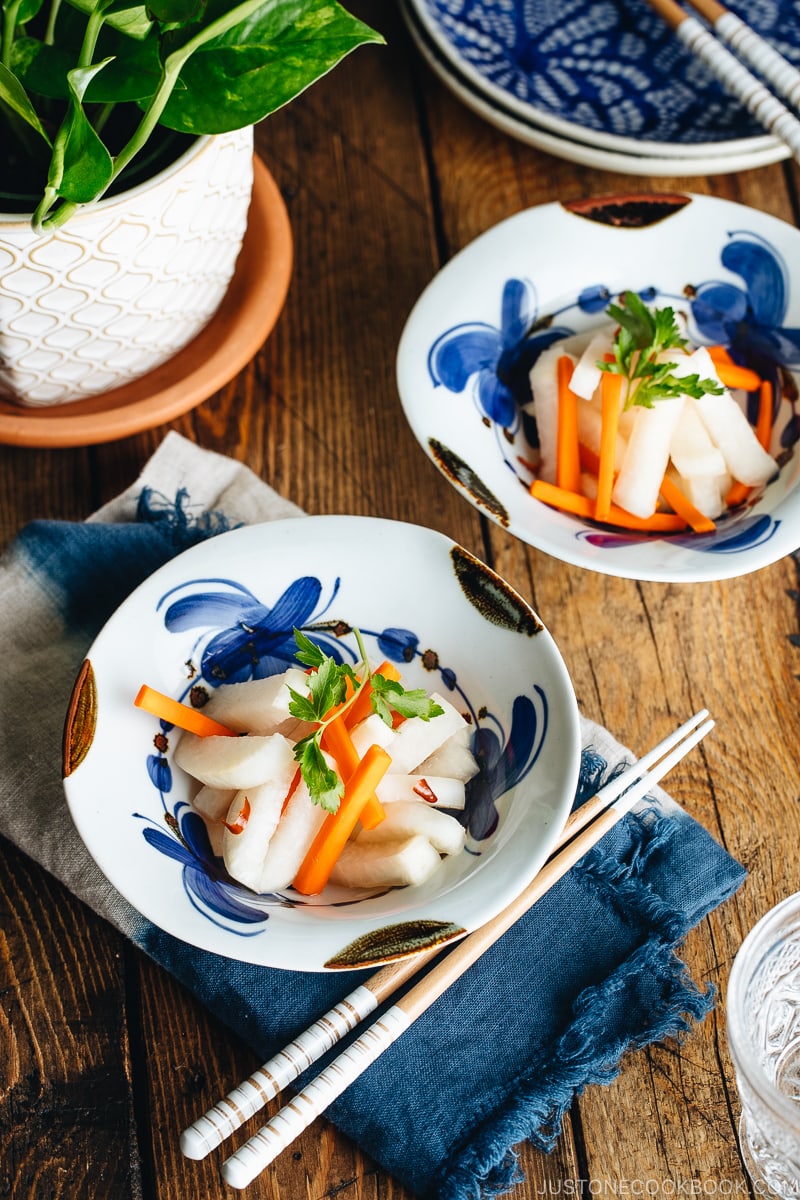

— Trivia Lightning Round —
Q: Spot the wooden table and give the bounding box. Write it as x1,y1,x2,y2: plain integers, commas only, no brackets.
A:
2,2,799,1196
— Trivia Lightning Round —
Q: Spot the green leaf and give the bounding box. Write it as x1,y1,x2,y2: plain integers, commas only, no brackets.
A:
292,627,326,669
157,0,385,135
599,292,720,410
147,0,207,24
47,61,114,203
607,290,654,353
0,61,52,145
371,675,444,722
294,735,342,813
17,0,46,23
63,0,153,38
287,685,318,724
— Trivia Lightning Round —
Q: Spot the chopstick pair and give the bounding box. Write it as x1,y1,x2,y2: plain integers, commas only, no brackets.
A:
645,0,800,163
180,708,714,1190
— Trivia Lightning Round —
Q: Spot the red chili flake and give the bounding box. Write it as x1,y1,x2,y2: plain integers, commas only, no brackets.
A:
224,795,251,835
413,778,438,804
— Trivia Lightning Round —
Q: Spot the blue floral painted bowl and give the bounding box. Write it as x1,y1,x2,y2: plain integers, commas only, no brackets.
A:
62,517,580,971
396,192,800,582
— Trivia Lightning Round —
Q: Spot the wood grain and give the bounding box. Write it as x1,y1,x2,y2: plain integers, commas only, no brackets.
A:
2,0,800,1196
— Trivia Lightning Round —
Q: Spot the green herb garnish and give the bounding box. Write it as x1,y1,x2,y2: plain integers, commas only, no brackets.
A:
599,291,724,410
288,628,443,812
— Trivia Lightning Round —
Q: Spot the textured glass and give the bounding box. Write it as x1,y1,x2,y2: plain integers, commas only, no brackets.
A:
728,893,800,1197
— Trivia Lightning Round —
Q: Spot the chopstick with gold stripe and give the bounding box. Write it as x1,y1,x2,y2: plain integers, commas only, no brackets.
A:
684,0,800,110
180,707,710,1164
199,710,713,1190
645,0,800,162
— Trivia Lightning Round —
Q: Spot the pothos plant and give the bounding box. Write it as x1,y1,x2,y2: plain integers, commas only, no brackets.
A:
0,0,383,231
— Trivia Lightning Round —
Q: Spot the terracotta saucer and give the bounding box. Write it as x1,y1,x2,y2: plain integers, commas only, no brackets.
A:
0,156,293,448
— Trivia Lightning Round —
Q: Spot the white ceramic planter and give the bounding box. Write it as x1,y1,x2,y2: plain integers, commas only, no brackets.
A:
0,127,254,407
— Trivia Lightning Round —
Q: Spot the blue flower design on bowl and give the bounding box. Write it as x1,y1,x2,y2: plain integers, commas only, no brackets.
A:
427,229,800,558
136,573,550,935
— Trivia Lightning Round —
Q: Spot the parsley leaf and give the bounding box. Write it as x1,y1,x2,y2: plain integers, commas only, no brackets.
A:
293,733,343,814
285,628,443,810
599,290,724,410
370,674,444,727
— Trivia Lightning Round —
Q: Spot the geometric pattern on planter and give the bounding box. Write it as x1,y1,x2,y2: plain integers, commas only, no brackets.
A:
0,127,255,408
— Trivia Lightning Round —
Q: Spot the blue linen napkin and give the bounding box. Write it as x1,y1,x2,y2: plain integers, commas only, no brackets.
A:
0,432,745,1200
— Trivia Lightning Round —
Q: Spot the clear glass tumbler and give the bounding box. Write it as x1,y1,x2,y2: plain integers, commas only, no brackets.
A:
727,891,800,1198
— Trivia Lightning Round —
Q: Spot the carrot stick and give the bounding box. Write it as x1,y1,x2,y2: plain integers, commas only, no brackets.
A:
658,476,716,534
344,661,401,730
321,715,386,830
292,744,392,895
530,479,687,531
706,346,762,392
725,480,751,508
134,685,238,738
595,370,622,522
714,362,763,392
556,355,581,492
755,379,773,451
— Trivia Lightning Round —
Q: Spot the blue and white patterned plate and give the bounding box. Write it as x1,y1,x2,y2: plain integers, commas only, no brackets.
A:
396,193,800,583
401,0,790,177
62,517,580,971
406,0,794,160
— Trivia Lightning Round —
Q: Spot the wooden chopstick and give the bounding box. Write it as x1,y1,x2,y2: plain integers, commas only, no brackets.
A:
180,707,711,1164
645,0,800,163
201,711,714,1190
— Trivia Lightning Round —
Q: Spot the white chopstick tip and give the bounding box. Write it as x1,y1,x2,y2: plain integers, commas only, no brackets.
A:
221,1152,260,1191
180,1125,213,1160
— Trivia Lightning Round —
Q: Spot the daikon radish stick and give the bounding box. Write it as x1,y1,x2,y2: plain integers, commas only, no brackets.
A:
694,389,778,487
556,355,581,492
356,801,466,855
595,371,623,521
202,669,310,735
257,777,329,893
669,399,727,480
223,781,290,891
174,731,295,791
192,785,236,821
330,835,442,890
612,397,685,519
375,774,466,809
528,344,569,483
568,332,613,400
386,694,468,775
666,465,728,521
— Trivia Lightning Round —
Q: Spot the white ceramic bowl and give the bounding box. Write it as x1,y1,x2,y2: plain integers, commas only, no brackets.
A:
396,193,800,583
62,517,580,972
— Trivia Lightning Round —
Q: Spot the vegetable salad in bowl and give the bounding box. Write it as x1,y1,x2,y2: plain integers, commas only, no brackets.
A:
528,291,779,535
139,630,478,898
396,192,800,581
62,517,580,972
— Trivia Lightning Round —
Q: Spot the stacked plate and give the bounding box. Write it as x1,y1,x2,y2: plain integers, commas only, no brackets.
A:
400,0,798,176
